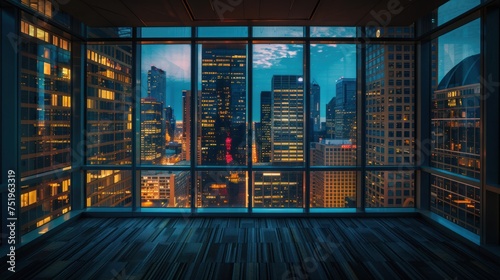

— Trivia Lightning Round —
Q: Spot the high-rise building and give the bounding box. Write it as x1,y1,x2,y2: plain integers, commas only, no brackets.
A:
18,20,73,233
148,66,166,103
430,54,481,233
311,81,321,132
199,44,246,165
253,75,305,208
259,91,272,163
325,97,336,139
365,28,415,207
182,90,191,161
146,66,167,157
141,170,190,208
253,172,303,208
271,75,304,163
311,139,356,207
141,97,164,164
198,44,247,207
165,106,175,142
334,78,356,142
431,54,481,179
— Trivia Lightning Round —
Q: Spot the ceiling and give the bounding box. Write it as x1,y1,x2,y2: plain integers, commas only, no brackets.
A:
59,0,447,27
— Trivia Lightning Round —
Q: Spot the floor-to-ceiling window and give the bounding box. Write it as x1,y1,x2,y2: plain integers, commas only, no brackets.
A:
18,16,72,234
429,19,482,234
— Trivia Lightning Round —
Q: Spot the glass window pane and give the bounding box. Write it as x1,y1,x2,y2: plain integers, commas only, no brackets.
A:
141,171,191,208
310,171,356,208
310,27,356,38
86,170,132,207
437,0,481,26
253,26,304,37
197,43,248,166
197,26,248,37
253,171,304,208
365,26,414,38
431,19,481,179
431,175,480,234
87,27,132,39
310,44,357,162
141,44,191,166
20,1,71,28
141,27,191,38
197,171,247,207
20,175,71,235
365,43,415,167
365,171,415,207
19,20,72,178
253,44,304,166
86,43,133,165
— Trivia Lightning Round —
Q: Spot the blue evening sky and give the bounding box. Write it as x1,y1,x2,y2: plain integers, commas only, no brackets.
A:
141,42,355,122
140,8,479,122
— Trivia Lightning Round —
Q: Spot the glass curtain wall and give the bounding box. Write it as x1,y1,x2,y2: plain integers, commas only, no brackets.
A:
81,25,420,215
430,19,481,234
19,17,72,234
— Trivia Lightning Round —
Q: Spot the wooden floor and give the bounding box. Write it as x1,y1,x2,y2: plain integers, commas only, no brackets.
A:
2,217,500,279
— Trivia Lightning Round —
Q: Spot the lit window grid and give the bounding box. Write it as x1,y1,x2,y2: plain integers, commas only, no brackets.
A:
431,84,481,180
86,44,133,166
19,23,72,178
20,175,71,235
141,171,191,208
86,170,132,207
431,175,480,234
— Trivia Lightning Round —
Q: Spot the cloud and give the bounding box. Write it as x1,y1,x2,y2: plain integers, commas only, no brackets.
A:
141,45,191,81
253,44,303,69
310,27,355,38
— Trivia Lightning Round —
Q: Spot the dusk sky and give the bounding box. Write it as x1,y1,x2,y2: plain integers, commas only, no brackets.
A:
141,40,356,122
140,10,479,123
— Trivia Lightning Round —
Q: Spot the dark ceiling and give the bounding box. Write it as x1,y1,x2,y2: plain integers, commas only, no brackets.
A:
59,0,447,27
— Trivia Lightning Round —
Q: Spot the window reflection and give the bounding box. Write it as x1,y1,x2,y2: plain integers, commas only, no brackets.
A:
86,43,133,165
20,175,71,235
197,171,247,207
20,20,72,178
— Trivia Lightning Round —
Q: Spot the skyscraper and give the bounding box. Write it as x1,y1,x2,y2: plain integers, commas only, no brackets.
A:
165,106,175,142
85,41,133,208
182,90,191,161
311,139,356,207
146,66,167,158
19,20,73,234
253,75,305,208
148,66,166,103
259,91,272,163
199,44,246,165
430,54,481,233
431,54,480,179
364,28,415,207
334,78,356,142
325,97,336,139
311,81,321,132
198,44,247,207
140,98,164,164
271,75,304,163
141,170,190,208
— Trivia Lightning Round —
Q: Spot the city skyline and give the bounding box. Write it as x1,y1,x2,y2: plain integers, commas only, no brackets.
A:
141,43,357,122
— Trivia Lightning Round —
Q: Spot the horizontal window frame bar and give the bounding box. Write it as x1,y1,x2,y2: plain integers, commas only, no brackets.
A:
82,165,419,172
422,166,481,187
